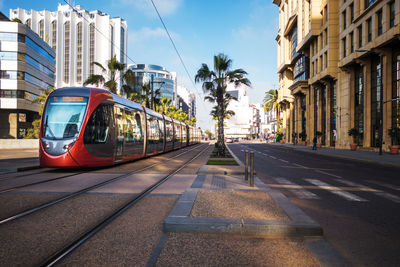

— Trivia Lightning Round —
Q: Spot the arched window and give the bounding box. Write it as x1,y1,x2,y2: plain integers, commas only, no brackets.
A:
51,20,57,51
64,21,70,84
39,20,44,39
76,22,83,83
89,23,95,75
25,19,31,28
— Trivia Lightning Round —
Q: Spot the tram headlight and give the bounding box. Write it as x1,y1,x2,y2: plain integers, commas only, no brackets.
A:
63,140,76,150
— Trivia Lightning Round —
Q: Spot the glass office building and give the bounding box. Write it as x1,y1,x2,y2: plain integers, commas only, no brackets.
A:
128,64,177,104
0,13,55,138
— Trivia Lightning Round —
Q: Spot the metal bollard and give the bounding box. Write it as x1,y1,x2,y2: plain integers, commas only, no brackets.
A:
245,150,249,181
250,152,255,187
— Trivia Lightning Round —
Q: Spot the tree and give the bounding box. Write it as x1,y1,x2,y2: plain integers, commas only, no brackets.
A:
263,89,280,131
83,55,134,95
204,130,214,139
195,53,251,156
24,87,54,139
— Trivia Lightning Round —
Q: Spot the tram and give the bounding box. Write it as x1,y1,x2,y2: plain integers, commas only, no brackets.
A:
39,87,201,168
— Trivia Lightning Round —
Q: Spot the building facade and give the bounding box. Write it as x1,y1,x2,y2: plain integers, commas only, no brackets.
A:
0,15,55,138
177,85,196,119
128,64,177,104
224,84,261,139
10,4,127,90
274,0,399,151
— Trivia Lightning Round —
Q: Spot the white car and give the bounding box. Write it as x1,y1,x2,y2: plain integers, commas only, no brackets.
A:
226,138,233,143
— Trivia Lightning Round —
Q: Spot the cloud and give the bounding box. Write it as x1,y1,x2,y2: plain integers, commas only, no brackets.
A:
121,0,182,16
128,27,180,44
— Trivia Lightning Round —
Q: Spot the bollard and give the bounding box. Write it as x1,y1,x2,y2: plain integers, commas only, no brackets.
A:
250,152,255,187
245,150,249,181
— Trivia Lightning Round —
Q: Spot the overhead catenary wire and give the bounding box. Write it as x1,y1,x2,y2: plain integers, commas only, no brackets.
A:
148,0,207,110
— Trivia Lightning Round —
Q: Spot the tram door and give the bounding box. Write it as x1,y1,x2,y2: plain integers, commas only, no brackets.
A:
115,106,124,161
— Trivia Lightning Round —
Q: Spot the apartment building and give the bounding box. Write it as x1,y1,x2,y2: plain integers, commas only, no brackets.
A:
10,4,127,90
274,0,399,151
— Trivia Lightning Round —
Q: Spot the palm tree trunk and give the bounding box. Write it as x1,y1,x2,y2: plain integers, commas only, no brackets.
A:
217,87,225,156
276,107,280,132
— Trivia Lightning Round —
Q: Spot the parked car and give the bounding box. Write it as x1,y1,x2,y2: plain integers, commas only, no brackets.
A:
226,138,233,143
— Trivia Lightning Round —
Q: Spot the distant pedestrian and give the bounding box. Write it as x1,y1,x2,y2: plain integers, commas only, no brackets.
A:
312,136,317,150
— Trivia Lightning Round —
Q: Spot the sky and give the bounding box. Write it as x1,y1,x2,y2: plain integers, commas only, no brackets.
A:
0,0,279,131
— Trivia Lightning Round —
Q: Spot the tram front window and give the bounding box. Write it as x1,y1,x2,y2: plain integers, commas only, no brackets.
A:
43,96,88,139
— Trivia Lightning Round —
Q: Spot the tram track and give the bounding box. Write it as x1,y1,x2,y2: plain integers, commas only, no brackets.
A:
0,144,200,193
39,144,210,266
0,143,207,225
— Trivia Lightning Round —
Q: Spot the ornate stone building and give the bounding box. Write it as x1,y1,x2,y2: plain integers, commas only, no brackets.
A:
274,0,399,151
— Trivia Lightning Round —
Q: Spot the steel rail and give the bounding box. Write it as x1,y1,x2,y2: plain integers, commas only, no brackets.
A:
0,143,207,225
0,145,196,194
39,144,210,267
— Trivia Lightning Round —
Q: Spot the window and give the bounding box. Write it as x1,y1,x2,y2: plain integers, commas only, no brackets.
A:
51,21,57,51
358,25,363,48
392,52,400,135
83,104,113,144
389,2,395,28
110,25,114,58
325,52,328,68
350,4,354,22
25,55,54,79
320,55,323,71
325,29,328,46
367,18,372,42
342,37,347,58
25,19,31,28
342,10,347,30
76,22,82,83
39,20,44,39
120,27,125,64
64,21,70,84
25,37,55,64
365,0,377,9
350,32,354,53
89,23,95,75
377,9,382,36
0,70,24,79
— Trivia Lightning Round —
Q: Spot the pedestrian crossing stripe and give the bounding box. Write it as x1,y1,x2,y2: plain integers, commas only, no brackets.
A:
304,179,368,202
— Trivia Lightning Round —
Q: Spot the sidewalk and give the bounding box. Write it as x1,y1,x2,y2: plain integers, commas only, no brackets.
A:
158,145,350,266
0,149,39,173
267,142,400,167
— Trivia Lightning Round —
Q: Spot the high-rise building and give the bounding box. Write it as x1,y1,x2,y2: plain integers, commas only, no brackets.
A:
9,4,127,89
273,0,400,151
177,85,196,119
128,64,177,104
0,13,55,138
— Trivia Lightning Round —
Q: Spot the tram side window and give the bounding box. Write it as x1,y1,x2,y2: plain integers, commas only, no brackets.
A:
83,104,113,144
148,116,160,144
165,121,173,142
158,119,164,141
125,110,144,143
135,113,143,142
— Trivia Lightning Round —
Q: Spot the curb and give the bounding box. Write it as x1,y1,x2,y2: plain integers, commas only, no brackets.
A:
266,143,400,168
163,186,323,237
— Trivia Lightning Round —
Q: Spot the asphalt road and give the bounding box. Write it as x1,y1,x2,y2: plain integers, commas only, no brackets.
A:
229,143,400,267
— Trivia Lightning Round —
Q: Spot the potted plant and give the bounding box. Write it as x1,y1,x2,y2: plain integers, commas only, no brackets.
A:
299,130,307,146
315,131,323,148
388,127,400,154
348,128,360,151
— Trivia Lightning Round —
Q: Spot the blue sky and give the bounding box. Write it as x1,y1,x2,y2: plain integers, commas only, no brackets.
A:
1,0,279,131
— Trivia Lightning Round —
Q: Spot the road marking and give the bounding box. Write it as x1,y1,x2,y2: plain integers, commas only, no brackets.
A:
304,179,367,202
314,169,342,178
270,156,277,159
273,177,319,199
335,179,400,203
367,180,400,191
278,159,289,163
293,163,309,169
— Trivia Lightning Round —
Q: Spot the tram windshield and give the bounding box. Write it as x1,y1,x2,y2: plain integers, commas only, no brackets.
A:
42,96,88,139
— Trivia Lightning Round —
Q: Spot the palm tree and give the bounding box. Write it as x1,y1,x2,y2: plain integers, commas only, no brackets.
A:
83,55,134,95
156,97,172,114
195,53,250,156
263,89,280,131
